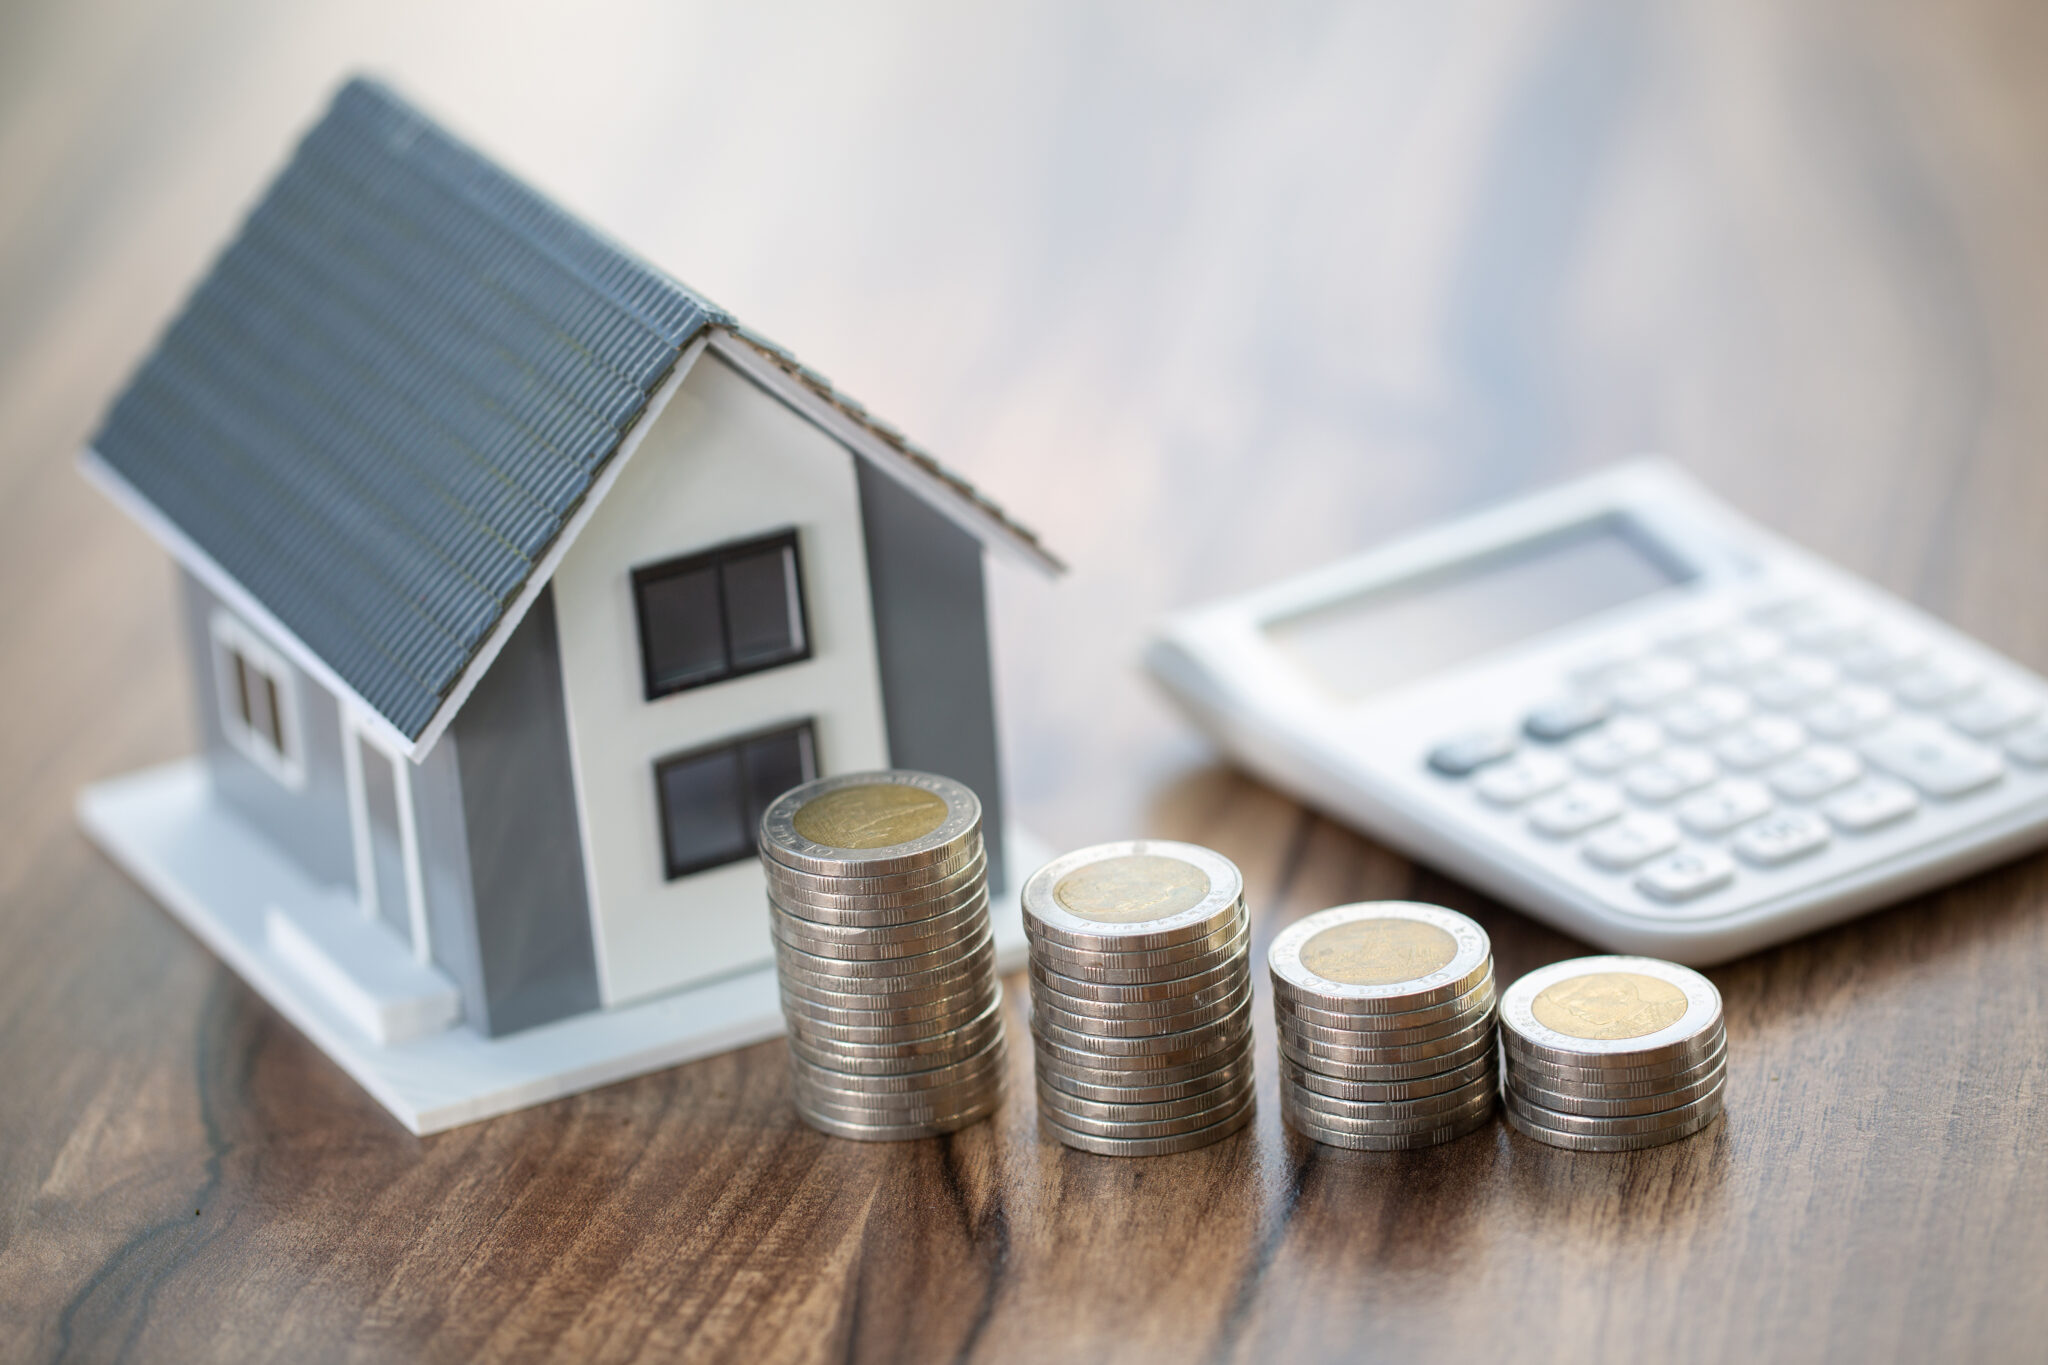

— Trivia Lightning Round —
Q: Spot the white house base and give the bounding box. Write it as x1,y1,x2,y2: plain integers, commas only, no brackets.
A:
77,759,1041,1135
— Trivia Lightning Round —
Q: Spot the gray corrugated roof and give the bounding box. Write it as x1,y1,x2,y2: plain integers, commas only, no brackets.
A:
93,77,1058,744
93,78,728,739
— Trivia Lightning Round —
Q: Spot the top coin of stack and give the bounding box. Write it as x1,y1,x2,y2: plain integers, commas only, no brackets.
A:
1497,955,1726,1152
1023,841,1256,1156
1269,902,1499,1149
759,770,1007,1141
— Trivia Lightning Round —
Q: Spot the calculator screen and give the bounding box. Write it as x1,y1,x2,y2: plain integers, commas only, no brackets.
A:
1266,516,1693,701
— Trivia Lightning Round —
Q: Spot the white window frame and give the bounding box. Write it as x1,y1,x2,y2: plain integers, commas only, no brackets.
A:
209,608,305,790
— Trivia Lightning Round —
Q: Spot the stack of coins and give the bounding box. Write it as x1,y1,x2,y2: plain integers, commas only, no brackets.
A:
1498,955,1727,1152
1023,841,1256,1156
1269,903,1499,1149
759,770,1006,1141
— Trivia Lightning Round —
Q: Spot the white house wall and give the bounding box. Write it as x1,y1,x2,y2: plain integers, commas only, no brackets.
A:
552,352,892,1007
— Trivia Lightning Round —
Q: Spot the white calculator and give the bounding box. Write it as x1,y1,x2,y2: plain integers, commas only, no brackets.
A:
1145,460,2048,964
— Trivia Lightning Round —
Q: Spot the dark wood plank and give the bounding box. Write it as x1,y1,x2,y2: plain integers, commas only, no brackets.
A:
4,1,2047,1361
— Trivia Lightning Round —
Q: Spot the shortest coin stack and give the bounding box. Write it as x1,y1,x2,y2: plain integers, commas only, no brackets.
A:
1270,903,1499,1150
760,770,1006,1141
1025,841,1256,1156
1498,955,1727,1152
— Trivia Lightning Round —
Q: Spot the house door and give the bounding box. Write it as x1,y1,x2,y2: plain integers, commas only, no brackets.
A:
343,720,428,959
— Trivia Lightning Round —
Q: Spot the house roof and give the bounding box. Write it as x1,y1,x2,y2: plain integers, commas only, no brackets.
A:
88,78,1056,750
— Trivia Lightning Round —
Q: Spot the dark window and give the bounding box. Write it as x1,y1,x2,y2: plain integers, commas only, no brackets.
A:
655,720,818,880
632,530,810,699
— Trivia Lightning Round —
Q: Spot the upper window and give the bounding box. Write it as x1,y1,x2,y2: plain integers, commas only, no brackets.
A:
209,609,304,789
632,530,811,700
654,720,819,880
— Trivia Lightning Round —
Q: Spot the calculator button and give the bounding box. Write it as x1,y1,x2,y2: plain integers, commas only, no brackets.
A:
1858,719,2004,799
1893,658,1984,709
1767,746,1863,802
1747,655,1840,709
1567,642,1651,687
1569,717,1664,773
1686,626,1786,679
1732,810,1831,867
1523,693,1615,743
1653,607,1737,653
2004,722,2048,768
1678,779,1773,836
1946,686,2042,739
1624,748,1719,803
1474,751,1573,807
1785,607,1870,655
1824,778,1920,833
1802,685,1895,739
1658,686,1752,741
1583,814,1681,871
1636,847,1736,903
1839,628,1932,681
1713,716,1807,771
1603,657,1698,710
1427,729,1518,777
1528,782,1624,838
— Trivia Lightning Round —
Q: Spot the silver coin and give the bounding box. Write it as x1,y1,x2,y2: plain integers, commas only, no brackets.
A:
761,770,983,877
1277,1008,1495,1064
1272,968,1496,1033
1278,1084,1494,1136
1283,1099,1494,1151
1279,1033,1495,1083
795,1098,1001,1142
1028,950,1245,1005
791,1055,1005,1103
1022,841,1247,952
1502,1093,1723,1151
769,878,991,933
772,923,994,978
784,992,998,1046
1033,1034,1254,1090
790,1030,1005,1089
766,848,987,904
768,888,989,948
769,898,988,959
1283,1072,1495,1122
783,991,995,1041
1267,902,1492,1013
796,1073,1005,1121
1034,1072,1255,1126
1273,994,1496,1050
1505,1063,1725,1118
1029,964,1249,1023
790,1015,1006,1076
1505,1036,1728,1098
778,982,995,1023
1502,1022,1727,1082
1038,1079,1254,1139
774,933,995,992
1032,996,1254,1059
1028,978,1253,1039
1037,1095,1255,1156
1027,908,1250,976
769,858,988,915
1024,926,1254,988
1037,1048,1256,1106
1281,1050,1496,1103
767,850,987,911
1502,1073,1726,1136
1498,956,1723,1069
790,993,1005,1059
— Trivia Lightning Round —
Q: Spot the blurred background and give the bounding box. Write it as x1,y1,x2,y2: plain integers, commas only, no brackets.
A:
6,0,2047,855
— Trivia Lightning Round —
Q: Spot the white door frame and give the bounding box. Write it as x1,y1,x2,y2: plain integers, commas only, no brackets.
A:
340,710,433,964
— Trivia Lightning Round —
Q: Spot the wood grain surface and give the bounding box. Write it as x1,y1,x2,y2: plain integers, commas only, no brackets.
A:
4,1,2047,1361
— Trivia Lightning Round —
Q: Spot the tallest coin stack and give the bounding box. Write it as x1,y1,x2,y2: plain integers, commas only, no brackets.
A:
760,771,1007,1140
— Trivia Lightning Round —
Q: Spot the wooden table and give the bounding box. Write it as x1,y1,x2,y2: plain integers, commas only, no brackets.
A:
5,2,2046,1360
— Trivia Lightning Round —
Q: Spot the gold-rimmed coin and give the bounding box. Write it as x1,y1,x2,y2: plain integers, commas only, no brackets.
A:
1268,903,1492,1013
1022,842,1246,952
761,771,982,877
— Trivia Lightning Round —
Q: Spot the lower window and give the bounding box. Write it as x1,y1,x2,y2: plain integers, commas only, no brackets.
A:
654,720,819,880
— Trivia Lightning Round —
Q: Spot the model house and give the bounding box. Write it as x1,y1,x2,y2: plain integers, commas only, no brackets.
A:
77,78,1058,1133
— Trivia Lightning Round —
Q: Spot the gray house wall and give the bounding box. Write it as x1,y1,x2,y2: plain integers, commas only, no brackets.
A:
181,572,357,892
854,464,1008,893
443,587,601,1035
